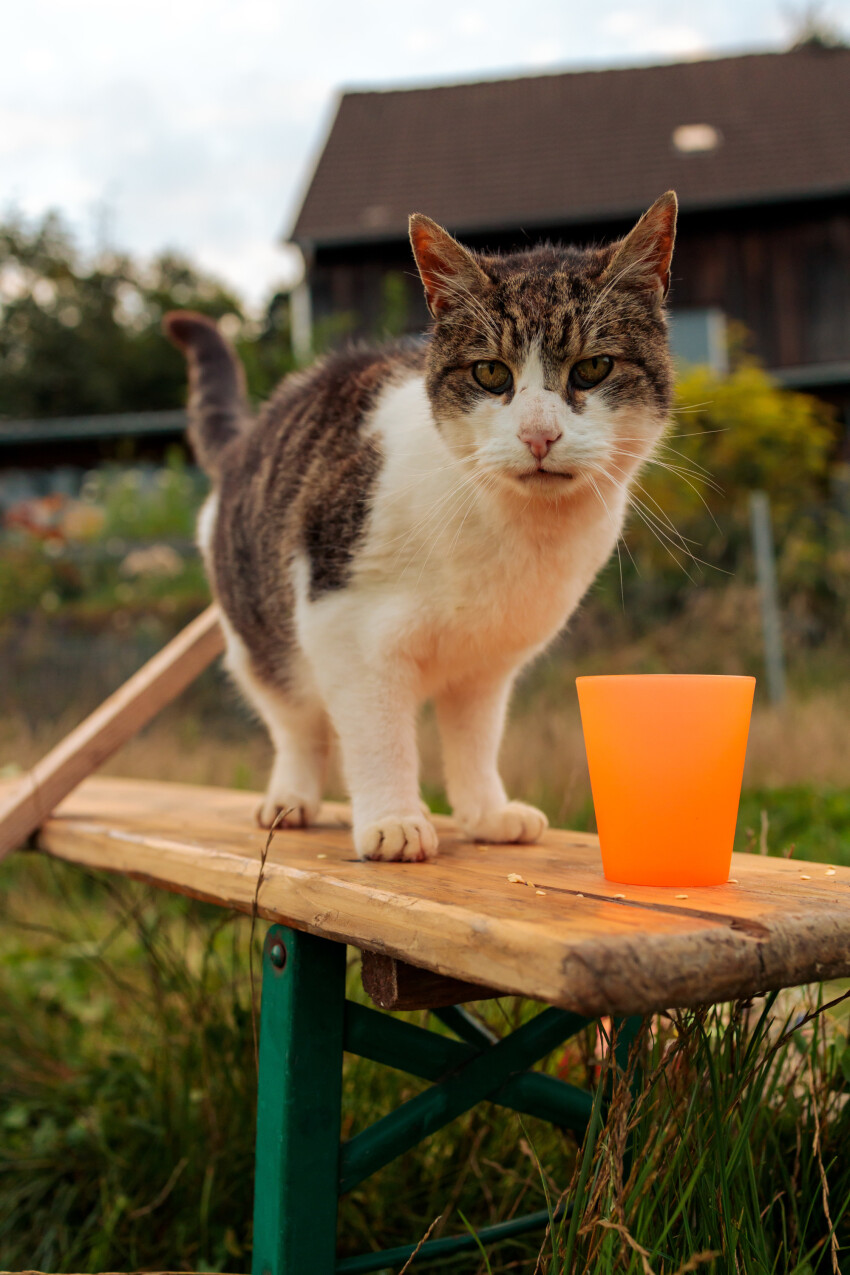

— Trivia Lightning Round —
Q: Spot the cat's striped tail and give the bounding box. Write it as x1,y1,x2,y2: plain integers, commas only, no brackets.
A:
163,311,251,479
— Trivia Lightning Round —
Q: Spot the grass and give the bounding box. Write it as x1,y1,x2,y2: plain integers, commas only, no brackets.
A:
552,993,850,1274
0,855,573,1273
737,788,850,864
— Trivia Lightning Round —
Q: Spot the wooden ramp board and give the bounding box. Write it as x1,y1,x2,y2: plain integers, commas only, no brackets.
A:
22,776,850,1018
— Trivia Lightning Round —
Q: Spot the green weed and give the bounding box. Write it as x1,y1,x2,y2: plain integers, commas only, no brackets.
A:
736,787,850,865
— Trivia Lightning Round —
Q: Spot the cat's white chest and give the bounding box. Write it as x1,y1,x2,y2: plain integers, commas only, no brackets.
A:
357,378,620,689
296,374,623,698
403,497,615,690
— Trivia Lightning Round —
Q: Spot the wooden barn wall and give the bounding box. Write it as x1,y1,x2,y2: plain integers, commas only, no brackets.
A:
306,197,850,377
671,200,850,370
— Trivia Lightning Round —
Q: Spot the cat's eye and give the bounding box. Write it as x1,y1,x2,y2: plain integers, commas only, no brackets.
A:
472,360,513,394
570,355,613,390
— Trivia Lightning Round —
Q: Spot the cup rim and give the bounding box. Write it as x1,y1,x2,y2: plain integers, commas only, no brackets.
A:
575,674,756,684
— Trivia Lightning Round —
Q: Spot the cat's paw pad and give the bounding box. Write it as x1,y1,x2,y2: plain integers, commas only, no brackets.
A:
256,793,320,830
357,815,439,862
460,802,548,845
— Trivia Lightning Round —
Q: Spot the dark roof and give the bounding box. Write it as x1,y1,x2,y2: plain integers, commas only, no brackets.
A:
291,47,850,247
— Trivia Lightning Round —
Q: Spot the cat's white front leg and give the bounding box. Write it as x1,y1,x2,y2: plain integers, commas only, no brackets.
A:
436,674,548,845
320,663,438,862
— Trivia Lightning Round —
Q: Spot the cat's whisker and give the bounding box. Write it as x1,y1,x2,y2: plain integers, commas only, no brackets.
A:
667,402,716,416
430,269,502,346
413,468,499,586
646,436,721,476
442,480,489,566
625,457,723,504
654,462,725,511
607,461,702,550
613,445,724,501
613,435,722,494
629,483,702,547
653,445,720,483
628,500,699,582
625,485,728,575
391,465,490,568
635,457,725,525
583,246,658,327
589,471,641,575
604,458,701,557
617,483,704,579
665,427,728,437
389,482,479,566
587,473,627,606
382,452,478,503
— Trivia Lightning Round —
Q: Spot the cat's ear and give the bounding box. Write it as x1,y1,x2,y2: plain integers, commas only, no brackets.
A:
604,191,678,300
409,214,490,318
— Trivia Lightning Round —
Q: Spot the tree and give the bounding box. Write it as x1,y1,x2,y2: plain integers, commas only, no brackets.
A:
785,2,849,49
0,209,263,420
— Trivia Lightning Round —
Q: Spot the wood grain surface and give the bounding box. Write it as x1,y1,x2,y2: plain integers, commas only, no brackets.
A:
360,951,502,1009
22,775,850,1017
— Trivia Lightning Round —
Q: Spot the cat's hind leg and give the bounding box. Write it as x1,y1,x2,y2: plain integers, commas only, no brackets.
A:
435,672,548,845
255,691,332,828
222,620,331,828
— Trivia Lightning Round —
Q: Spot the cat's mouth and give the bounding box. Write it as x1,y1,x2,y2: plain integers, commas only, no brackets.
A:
517,468,576,483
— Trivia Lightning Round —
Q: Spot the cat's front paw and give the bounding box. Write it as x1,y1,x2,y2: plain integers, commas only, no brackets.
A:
459,802,548,845
256,792,320,829
356,814,439,862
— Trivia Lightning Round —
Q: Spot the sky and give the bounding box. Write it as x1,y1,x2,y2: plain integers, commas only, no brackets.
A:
4,0,850,312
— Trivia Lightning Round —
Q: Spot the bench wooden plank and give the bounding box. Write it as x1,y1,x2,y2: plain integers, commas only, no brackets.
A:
0,605,223,862
24,776,850,1018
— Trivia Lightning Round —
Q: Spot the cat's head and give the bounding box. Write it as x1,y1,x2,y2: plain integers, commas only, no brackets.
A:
409,193,677,503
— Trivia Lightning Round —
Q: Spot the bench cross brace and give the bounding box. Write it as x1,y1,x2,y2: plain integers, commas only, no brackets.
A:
252,923,640,1275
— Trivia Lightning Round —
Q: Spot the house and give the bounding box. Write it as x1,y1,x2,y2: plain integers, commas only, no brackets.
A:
287,44,850,433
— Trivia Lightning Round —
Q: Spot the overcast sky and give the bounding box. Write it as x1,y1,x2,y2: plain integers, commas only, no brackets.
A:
4,0,849,311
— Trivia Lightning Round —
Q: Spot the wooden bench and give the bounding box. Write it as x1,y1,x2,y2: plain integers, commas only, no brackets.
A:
5,610,850,1271
20,774,850,1274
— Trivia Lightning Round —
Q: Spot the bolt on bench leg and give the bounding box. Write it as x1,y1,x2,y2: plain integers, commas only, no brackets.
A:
252,924,346,1275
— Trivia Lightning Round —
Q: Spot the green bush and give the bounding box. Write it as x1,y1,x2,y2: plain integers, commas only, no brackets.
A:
594,360,849,647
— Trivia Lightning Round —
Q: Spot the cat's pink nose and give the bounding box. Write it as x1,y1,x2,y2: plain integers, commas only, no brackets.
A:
519,428,561,460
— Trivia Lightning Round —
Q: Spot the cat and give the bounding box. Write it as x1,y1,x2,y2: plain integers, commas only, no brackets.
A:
164,190,677,862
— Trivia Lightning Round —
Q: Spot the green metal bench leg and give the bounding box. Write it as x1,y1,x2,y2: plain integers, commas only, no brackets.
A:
250,925,645,1274
612,1014,644,1184
613,1015,643,1075
252,924,346,1275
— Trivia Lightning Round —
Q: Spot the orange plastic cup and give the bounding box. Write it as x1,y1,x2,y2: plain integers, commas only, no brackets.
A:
576,675,755,886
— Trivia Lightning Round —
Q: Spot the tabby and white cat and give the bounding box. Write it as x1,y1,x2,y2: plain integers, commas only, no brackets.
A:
165,191,677,862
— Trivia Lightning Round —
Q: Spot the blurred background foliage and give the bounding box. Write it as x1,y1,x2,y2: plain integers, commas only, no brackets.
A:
603,360,849,646
0,209,296,418
0,209,847,647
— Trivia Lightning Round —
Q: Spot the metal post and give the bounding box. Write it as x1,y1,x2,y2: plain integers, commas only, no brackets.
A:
251,924,346,1275
749,490,786,705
